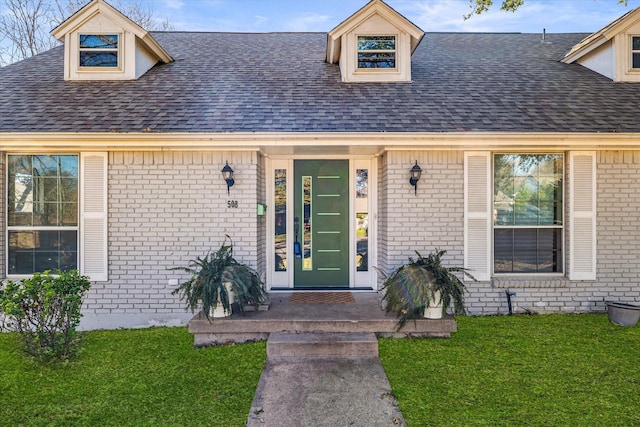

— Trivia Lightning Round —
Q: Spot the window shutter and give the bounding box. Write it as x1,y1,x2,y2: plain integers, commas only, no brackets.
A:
569,152,596,280
464,152,491,281
80,152,108,281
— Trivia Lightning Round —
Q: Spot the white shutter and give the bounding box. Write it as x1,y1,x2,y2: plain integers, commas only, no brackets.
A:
80,152,108,281
464,152,491,281
569,152,596,280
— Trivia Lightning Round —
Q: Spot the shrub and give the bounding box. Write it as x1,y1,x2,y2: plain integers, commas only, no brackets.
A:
0,270,92,360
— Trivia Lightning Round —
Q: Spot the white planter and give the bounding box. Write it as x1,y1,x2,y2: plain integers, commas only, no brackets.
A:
209,282,235,318
423,289,443,319
210,303,232,318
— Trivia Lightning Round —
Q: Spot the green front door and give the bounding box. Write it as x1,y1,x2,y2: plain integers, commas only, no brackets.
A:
293,160,349,288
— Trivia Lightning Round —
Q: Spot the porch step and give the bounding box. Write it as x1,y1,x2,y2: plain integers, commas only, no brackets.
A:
267,332,378,360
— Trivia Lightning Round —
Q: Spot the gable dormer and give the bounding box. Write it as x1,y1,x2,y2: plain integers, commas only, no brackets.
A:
561,6,640,82
326,0,423,83
51,0,172,81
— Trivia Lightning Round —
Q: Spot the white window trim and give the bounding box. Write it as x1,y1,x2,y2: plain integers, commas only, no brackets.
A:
355,34,398,72
5,153,108,282
77,33,123,73
630,35,640,70
492,153,565,276
5,154,80,278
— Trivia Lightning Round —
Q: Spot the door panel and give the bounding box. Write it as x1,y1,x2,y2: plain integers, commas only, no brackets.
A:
294,160,349,288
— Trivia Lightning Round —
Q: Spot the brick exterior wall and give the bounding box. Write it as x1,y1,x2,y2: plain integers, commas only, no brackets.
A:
0,153,5,278
4,148,640,328
378,150,465,279
81,150,263,329
256,154,267,280
379,150,640,316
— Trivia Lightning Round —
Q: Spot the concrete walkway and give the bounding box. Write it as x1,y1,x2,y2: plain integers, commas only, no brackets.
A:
246,357,406,427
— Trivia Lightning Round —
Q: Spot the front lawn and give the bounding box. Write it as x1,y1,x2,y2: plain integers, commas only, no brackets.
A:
380,314,640,426
2,314,639,426
0,327,266,426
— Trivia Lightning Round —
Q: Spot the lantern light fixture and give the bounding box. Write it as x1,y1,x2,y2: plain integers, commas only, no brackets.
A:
221,161,234,195
409,160,422,195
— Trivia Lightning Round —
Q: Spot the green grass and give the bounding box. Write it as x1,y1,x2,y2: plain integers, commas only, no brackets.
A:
2,315,639,426
379,314,640,427
0,327,266,427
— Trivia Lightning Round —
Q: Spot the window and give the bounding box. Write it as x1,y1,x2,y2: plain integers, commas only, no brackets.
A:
632,36,640,69
355,169,368,272
357,36,396,69
7,155,79,275
493,154,563,274
274,169,287,272
79,34,119,68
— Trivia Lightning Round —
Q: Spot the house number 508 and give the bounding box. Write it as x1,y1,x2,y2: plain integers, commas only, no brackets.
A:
228,200,239,208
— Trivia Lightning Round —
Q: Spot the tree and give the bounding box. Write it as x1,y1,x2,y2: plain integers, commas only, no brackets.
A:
0,0,173,66
465,0,628,19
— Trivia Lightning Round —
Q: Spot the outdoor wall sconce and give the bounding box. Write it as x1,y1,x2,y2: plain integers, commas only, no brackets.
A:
221,161,234,195
409,160,422,195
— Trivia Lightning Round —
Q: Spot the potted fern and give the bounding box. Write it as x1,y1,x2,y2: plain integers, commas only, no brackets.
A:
381,249,475,329
171,236,267,320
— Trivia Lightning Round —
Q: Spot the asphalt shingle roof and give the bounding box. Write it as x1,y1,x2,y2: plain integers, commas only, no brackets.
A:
1,31,638,133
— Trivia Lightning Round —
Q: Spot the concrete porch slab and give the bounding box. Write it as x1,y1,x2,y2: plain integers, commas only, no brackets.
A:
188,292,457,346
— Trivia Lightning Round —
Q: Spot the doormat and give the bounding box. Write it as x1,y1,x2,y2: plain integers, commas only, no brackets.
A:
289,292,354,304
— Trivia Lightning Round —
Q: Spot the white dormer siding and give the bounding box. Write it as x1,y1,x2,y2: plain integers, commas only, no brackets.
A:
326,0,423,83
51,0,172,81
576,41,615,80
562,6,640,83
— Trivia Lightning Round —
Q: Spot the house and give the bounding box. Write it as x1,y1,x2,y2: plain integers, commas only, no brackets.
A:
2,0,640,330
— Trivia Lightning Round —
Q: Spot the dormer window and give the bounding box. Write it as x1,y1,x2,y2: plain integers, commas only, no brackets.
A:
357,36,396,69
79,34,119,68
326,0,423,83
632,36,640,69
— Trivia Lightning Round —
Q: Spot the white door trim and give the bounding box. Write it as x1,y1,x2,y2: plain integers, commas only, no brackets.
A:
265,156,377,290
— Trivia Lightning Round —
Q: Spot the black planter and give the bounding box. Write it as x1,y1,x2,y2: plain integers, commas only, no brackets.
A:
606,302,640,326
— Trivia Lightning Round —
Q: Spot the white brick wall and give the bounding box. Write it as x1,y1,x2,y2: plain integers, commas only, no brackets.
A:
378,150,640,316
379,150,465,277
0,153,5,277
4,148,640,328
80,150,263,329
256,154,267,280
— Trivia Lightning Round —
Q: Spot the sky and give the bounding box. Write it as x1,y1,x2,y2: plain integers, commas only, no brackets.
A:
145,0,640,34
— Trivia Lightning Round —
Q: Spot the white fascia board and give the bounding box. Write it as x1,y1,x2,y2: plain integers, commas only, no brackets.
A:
5,132,640,152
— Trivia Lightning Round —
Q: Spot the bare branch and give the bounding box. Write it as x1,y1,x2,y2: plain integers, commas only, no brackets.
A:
0,0,174,65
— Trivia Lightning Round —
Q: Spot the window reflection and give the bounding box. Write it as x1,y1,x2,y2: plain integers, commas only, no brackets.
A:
493,154,563,273
356,169,368,271
274,169,287,271
303,176,312,271
7,155,79,275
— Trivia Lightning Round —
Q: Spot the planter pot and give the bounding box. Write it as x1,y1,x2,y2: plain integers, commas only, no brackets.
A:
424,289,443,319
606,302,640,326
210,303,232,318
209,283,235,318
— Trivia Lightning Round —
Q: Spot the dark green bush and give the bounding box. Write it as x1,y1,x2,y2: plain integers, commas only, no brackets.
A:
0,270,91,360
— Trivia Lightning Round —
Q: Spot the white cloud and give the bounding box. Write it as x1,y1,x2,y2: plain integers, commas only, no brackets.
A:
160,0,186,10
284,13,332,32
392,0,640,33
